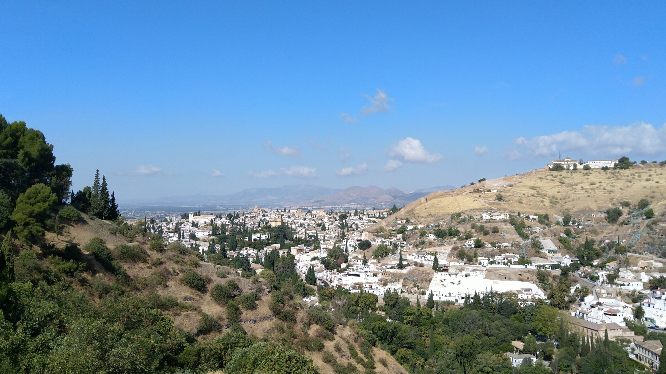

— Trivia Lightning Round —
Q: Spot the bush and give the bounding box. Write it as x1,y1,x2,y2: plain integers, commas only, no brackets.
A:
58,205,82,222
322,350,337,365
300,336,325,352
307,306,336,332
224,342,319,374
606,207,623,224
226,301,242,325
491,226,499,234
237,292,259,310
50,256,86,275
117,244,148,263
181,269,207,292
583,164,591,170
638,198,650,210
197,313,221,335
645,208,655,219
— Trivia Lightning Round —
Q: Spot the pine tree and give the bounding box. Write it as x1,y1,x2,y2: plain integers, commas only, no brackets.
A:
99,176,110,219
91,169,101,217
426,292,435,309
306,266,316,285
108,192,119,221
432,255,439,271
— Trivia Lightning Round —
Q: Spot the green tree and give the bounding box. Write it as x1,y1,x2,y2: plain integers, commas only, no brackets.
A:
638,198,650,210
454,334,478,374
372,244,391,259
426,292,434,309
358,239,371,250
10,183,57,243
397,250,405,269
432,255,439,271
634,304,645,321
606,207,623,224
645,208,655,219
614,156,633,170
305,266,316,285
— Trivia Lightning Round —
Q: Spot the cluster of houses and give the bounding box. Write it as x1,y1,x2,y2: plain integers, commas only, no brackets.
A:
546,157,618,170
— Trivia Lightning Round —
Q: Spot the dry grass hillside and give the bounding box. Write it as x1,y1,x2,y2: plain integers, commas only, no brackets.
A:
383,165,666,225
45,216,406,374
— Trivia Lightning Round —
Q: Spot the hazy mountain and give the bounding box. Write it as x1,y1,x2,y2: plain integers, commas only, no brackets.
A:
121,184,455,209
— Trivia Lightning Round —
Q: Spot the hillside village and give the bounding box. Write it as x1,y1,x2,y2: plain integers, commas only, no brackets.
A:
125,156,666,371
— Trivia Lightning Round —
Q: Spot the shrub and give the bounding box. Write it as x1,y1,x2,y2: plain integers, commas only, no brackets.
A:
645,208,655,219
117,244,148,263
307,306,336,332
181,269,207,292
197,313,221,335
150,257,163,267
216,269,228,278
322,350,337,365
226,301,242,325
224,342,319,374
50,256,86,275
238,292,259,310
149,234,165,252
58,206,82,222
638,198,650,210
300,337,324,352
491,226,499,234
606,207,623,224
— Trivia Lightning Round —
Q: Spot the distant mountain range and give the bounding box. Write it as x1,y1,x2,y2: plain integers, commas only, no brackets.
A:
121,184,456,210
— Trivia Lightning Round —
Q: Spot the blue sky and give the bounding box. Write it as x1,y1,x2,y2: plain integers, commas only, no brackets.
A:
2,1,665,202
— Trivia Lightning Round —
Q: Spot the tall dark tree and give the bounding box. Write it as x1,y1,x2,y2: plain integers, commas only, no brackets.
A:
91,169,102,217
432,255,439,271
305,266,316,285
426,292,434,309
397,250,404,269
99,176,110,219
107,192,119,220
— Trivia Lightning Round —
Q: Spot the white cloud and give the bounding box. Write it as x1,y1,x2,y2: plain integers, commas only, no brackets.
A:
263,140,300,157
211,169,224,177
248,170,279,178
613,54,627,65
513,122,666,157
383,160,403,172
388,137,442,163
474,146,489,156
362,89,393,116
340,113,358,123
280,166,318,179
336,163,368,177
122,165,167,176
640,54,649,61
633,76,644,86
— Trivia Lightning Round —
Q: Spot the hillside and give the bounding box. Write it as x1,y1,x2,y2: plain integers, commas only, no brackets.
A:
12,215,407,374
384,166,666,225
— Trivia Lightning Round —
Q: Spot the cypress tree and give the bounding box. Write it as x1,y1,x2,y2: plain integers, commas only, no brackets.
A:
426,292,435,309
362,253,368,265
306,266,316,285
416,295,421,308
432,255,439,271
397,250,404,269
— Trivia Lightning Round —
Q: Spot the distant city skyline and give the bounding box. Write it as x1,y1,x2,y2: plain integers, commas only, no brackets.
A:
1,2,665,202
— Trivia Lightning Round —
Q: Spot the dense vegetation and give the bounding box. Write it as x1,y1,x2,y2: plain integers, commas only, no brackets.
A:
0,114,319,373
